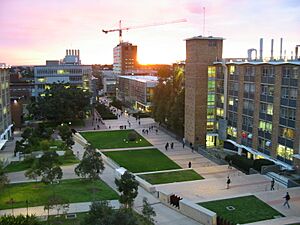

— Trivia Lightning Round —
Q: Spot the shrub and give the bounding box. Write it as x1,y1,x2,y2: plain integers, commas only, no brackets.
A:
95,104,117,120
253,159,275,172
225,154,254,173
127,131,137,141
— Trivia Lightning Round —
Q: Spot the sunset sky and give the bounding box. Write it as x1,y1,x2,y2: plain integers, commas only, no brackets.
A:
1,0,299,65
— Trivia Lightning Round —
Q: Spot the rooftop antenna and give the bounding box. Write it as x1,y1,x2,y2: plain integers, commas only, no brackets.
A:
203,7,206,36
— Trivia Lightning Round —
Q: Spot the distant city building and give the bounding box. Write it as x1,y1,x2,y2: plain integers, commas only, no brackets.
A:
10,71,34,128
0,63,13,149
101,70,117,97
117,75,158,112
34,49,92,97
113,42,137,74
184,36,300,169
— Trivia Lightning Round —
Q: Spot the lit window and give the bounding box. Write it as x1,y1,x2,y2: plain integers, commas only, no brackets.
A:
229,65,235,74
277,144,294,161
208,66,216,77
37,78,46,83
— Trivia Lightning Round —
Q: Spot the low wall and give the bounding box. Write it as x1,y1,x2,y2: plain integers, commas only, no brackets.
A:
135,175,156,193
180,199,217,225
158,191,216,225
73,133,88,147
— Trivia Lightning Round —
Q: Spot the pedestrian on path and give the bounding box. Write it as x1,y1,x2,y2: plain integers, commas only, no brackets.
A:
165,142,169,151
283,192,291,208
228,160,233,169
171,142,174,149
188,161,192,168
270,178,275,191
182,137,186,148
156,129,158,134
226,176,231,189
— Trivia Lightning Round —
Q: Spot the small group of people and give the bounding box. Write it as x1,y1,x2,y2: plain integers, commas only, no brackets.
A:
165,142,174,151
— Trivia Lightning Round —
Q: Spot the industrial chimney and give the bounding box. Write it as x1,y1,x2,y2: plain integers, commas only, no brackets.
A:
259,38,263,61
280,38,283,60
271,39,274,60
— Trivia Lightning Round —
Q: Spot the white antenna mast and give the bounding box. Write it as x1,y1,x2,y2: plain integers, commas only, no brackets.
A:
203,7,206,36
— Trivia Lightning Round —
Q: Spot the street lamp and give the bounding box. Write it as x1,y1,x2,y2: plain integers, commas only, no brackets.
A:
26,200,29,216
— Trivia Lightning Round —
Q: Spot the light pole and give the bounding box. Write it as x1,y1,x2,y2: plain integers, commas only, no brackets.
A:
26,200,29,216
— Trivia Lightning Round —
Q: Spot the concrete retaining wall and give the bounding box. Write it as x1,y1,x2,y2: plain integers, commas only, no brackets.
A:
73,133,88,147
179,199,216,225
158,191,216,225
135,175,156,193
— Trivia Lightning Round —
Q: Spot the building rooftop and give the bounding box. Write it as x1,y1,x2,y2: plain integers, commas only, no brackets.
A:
214,60,300,66
119,75,158,83
185,35,225,41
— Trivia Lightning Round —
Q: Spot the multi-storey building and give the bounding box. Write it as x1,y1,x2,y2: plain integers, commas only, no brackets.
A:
117,76,158,112
0,64,13,149
34,49,92,97
113,42,137,74
185,36,300,169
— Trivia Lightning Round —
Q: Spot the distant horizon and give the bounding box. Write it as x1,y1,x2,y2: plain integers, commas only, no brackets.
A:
1,0,299,65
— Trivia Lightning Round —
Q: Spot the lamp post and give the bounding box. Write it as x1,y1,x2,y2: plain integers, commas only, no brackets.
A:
26,200,29,216
10,198,14,215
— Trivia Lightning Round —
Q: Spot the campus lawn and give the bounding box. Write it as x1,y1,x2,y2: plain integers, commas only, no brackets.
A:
139,169,204,185
103,148,180,173
80,130,152,149
0,179,118,210
4,155,79,173
198,195,283,224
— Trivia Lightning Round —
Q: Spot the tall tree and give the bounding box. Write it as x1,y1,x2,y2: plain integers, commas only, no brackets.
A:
75,145,105,180
57,123,74,147
26,152,62,184
28,83,90,122
115,171,139,209
142,197,156,224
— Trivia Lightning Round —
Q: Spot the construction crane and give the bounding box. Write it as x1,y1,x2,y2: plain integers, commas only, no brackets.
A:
102,19,187,43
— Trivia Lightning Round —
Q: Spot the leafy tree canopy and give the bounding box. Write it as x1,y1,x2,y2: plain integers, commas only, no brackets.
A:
28,83,90,123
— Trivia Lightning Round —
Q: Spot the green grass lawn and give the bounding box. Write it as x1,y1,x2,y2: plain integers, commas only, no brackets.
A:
4,155,79,173
104,148,180,173
198,195,283,224
139,169,204,184
80,130,152,149
0,179,118,210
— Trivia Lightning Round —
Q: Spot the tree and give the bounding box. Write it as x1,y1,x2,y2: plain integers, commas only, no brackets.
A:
0,161,9,191
26,152,62,184
142,197,156,224
27,83,90,123
0,214,42,225
57,123,74,147
44,195,69,219
82,201,115,225
75,145,104,180
152,65,185,136
115,171,139,209
81,201,140,225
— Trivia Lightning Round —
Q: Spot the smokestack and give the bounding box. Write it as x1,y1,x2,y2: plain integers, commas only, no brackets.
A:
78,50,80,58
280,38,283,60
296,45,300,60
71,49,74,55
68,49,71,55
66,49,68,56
259,38,263,60
271,39,274,60
75,50,77,56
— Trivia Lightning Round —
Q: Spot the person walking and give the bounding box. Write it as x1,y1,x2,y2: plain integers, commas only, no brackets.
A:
171,142,174,149
165,142,169,151
188,161,192,168
182,137,186,148
270,178,275,191
283,192,291,208
227,176,231,189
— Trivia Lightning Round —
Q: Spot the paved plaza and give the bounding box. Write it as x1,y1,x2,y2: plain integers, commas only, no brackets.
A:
1,104,300,224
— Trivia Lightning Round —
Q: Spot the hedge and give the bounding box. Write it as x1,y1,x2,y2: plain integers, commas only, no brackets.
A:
95,104,117,120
